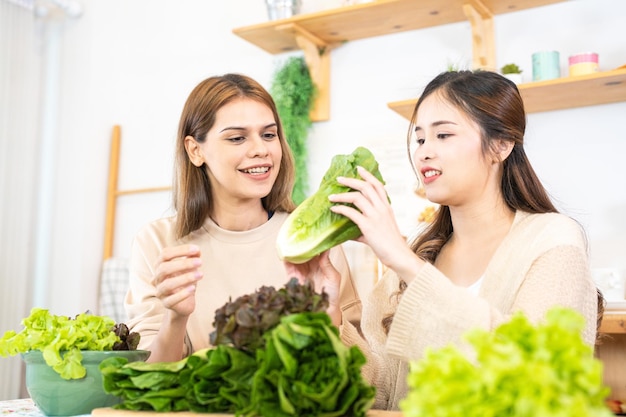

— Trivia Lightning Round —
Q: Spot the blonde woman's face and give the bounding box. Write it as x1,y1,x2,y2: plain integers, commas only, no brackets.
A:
199,98,282,204
411,92,499,207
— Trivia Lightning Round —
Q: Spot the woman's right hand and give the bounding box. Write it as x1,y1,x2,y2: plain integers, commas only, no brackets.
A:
152,244,203,317
284,250,342,326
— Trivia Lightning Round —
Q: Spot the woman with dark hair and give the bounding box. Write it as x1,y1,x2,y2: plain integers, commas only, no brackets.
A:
288,70,599,410
125,74,362,363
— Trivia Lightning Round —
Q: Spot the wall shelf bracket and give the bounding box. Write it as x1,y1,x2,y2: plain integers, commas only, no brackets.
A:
275,23,338,121
462,0,495,70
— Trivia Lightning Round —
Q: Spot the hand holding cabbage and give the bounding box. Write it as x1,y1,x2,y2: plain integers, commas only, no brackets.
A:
276,147,387,264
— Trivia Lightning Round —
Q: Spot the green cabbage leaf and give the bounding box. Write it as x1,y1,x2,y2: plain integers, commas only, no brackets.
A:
277,146,387,263
246,312,375,417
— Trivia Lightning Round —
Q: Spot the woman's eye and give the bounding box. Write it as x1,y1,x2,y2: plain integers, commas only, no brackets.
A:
437,133,451,139
227,136,245,143
262,132,277,140
416,138,425,146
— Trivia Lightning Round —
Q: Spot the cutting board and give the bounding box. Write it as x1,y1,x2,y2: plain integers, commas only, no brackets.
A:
92,408,403,417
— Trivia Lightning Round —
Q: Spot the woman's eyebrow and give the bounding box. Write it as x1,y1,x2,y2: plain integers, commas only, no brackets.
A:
414,120,457,132
220,122,277,133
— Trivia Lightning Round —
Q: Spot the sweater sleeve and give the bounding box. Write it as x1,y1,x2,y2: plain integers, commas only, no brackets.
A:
386,246,598,361
123,219,192,356
330,245,363,333
124,233,165,352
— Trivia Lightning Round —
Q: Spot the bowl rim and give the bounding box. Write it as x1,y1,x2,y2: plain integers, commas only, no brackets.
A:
21,349,151,361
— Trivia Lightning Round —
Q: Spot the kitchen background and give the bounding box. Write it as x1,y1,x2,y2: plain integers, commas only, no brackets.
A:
1,0,625,400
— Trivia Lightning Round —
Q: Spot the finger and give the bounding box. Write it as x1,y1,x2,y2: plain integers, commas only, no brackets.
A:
155,270,202,298
284,262,303,280
329,203,364,225
161,284,197,310
154,255,202,285
356,166,389,201
158,244,200,263
335,175,383,209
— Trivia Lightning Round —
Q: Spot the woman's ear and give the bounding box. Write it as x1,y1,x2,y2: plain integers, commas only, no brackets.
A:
492,139,514,163
184,135,204,167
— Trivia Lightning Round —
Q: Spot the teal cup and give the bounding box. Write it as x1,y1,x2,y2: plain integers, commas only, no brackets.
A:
532,51,561,81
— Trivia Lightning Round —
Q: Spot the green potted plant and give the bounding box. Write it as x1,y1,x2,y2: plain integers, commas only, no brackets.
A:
270,56,316,205
501,63,523,84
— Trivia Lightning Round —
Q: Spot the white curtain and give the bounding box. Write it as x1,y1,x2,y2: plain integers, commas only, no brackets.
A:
0,0,81,400
0,0,40,401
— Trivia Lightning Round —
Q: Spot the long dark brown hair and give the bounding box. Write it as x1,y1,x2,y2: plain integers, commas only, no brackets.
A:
382,70,559,333
173,73,297,239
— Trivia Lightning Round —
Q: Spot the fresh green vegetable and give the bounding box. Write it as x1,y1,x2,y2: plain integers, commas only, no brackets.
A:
0,307,139,379
276,146,387,263
210,277,329,352
101,345,256,413
400,307,613,417
100,279,376,416
247,312,375,417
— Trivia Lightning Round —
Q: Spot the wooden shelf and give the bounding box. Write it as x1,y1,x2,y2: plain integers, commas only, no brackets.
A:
601,312,626,334
233,0,563,55
387,68,626,119
233,0,565,121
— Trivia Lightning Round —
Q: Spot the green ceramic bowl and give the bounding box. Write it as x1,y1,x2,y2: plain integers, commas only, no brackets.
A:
22,350,150,416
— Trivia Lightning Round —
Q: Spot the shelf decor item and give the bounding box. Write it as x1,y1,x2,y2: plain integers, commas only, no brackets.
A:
500,63,523,84
532,50,561,81
270,55,316,205
569,52,599,77
265,0,301,20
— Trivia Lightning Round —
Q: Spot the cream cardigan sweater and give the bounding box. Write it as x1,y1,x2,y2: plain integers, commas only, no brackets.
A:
125,211,362,357
342,211,598,410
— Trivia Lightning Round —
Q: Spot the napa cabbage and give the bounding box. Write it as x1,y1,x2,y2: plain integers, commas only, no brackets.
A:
277,147,386,264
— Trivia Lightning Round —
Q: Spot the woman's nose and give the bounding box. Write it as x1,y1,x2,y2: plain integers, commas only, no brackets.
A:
249,136,269,156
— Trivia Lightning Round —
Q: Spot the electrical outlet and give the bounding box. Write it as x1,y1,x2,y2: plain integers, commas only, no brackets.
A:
592,268,625,302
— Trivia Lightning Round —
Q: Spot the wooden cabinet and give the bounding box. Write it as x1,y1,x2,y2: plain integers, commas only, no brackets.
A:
232,0,567,120
598,313,626,400
601,312,626,334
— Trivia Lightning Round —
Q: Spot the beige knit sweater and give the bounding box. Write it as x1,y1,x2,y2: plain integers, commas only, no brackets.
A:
342,211,598,410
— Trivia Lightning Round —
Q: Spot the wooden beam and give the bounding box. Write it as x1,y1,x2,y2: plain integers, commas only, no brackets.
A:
463,0,495,70
276,23,338,121
103,125,121,260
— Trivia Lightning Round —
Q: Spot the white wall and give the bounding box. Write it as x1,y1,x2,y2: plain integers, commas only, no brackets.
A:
7,0,626,315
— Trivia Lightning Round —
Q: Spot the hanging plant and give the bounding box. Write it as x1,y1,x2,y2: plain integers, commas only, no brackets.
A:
270,55,316,205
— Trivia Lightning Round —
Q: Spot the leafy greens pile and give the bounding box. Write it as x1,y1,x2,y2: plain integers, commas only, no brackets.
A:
0,308,140,379
400,307,613,417
100,278,375,417
209,276,329,352
276,147,387,264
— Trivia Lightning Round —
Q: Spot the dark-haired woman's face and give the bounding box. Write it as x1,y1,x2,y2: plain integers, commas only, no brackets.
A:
412,92,499,207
